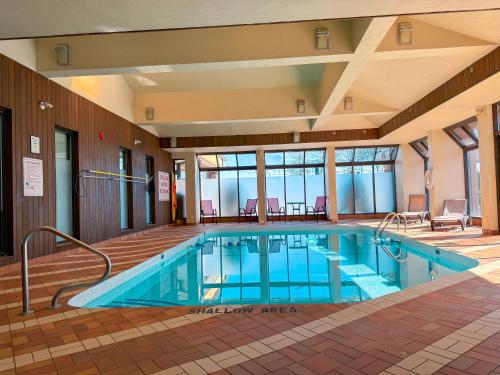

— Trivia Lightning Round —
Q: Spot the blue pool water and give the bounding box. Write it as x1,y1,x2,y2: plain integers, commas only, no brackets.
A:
70,226,478,308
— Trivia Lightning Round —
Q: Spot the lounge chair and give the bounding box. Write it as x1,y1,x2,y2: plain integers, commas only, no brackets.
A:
267,198,285,223
239,198,257,223
306,196,327,222
400,194,429,223
431,199,468,231
200,200,217,226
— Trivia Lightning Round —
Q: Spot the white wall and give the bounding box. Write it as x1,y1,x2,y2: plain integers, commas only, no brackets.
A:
395,144,426,212
428,129,465,216
51,75,134,123
0,39,36,70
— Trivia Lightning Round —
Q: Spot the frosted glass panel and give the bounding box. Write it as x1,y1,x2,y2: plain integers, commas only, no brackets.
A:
238,169,257,213
55,131,73,239
466,148,481,217
220,170,238,216
374,165,395,213
200,171,219,214
305,167,325,209
336,166,353,214
145,157,154,224
354,165,374,213
285,168,305,213
265,152,284,166
285,151,304,165
265,169,285,209
119,149,130,230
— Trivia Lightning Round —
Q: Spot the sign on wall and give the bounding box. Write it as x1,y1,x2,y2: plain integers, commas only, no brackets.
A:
23,157,43,196
30,135,40,154
158,171,170,202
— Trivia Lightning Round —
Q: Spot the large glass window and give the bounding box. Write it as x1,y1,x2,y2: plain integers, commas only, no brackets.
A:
119,148,132,230
145,156,155,224
335,146,397,214
174,160,187,219
265,149,326,216
444,117,481,217
198,153,257,218
55,129,75,241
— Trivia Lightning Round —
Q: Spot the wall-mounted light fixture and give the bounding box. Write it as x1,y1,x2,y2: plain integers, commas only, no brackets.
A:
293,132,300,143
315,28,330,50
134,139,142,145
39,101,53,110
397,22,413,45
296,99,305,113
54,44,70,66
145,107,155,121
344,97,353,111
170,137,177,148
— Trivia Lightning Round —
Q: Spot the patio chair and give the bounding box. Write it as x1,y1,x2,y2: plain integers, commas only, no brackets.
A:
400,194,429,223
200,200,217,226
239,198,257,223
431,199,468,231
267,198,285,223
306,196,327,222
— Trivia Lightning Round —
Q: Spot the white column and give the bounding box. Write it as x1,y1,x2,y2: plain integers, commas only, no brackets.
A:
256,149,267,224
325,146,338,222
184,153,200,224
477,105,499,234
427,129,466,217
394,144,425,212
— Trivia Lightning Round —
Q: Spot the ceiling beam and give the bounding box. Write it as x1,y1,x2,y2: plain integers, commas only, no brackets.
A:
311,17,396,130
378,46,500,138
160,128,377,149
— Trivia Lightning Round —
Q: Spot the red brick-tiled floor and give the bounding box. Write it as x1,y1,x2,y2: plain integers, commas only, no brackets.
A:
1,221,500,374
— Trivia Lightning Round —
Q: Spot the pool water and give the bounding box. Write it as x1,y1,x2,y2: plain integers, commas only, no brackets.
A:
70,226,478,308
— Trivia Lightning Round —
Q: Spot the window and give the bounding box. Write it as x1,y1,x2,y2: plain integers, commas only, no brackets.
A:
265,149,326,216
198,153,257,217
335,146,398,214
55,129,76,241
174,160,187,219
119,148,133,230
145,156,155,224
0,110,11,256
444,117,480,217
409,137,430,210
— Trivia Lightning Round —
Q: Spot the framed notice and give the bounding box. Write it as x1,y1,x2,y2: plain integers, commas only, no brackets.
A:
30,135,40,154
158,171,170,202
23,157,43,196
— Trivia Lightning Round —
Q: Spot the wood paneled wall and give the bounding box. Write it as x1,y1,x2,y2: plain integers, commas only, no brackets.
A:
0,53,172,266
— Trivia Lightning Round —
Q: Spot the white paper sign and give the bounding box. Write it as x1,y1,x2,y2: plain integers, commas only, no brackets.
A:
30,136,40,154
158,171,170,202
23,157,43,196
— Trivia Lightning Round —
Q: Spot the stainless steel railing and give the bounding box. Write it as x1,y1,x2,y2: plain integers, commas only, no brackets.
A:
379,244,407,263
375,212,407,237
21,226,112,315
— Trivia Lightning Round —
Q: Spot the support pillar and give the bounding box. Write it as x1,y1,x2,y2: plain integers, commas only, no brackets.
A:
325,146,338,222
477,105,499,234
184,153,200,224
256,149,267,224
394,144,425,212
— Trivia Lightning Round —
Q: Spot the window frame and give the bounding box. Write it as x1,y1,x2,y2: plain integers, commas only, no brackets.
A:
145,155,155,225
119,147,133,230
264,148,326,216
198,152,257,218
335,145,398,214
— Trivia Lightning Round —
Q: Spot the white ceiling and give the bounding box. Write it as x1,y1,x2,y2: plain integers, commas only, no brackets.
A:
1,1,499,39
123,64,325,93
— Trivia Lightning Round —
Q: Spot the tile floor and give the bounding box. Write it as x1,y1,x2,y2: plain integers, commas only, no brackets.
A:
1,221,500,375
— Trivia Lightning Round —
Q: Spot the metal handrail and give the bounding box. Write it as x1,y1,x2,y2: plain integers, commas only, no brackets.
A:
380,244,407,263
21,226,112,315
375,212,397,234
375,212,407,237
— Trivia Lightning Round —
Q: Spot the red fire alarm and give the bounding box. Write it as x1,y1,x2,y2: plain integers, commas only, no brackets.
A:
98,131,105,141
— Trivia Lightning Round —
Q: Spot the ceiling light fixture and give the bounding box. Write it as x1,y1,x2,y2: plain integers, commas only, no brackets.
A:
315,28,330,50
397,22,413,45
145,107,155,121
134,139,142,145
344,97,353,111
54,44,70,66
296,99,306,113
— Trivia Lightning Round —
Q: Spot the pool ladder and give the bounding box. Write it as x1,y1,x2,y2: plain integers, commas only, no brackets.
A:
20,226,112,316
375,212,407,237
379,244,407,263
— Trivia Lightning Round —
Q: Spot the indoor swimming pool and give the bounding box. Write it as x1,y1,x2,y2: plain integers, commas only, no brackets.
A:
69,225,478,308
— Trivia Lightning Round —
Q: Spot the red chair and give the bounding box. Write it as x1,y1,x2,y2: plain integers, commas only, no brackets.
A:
239,199,257,223
200,200,217,225
267,198,285,223
306,196,327,222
